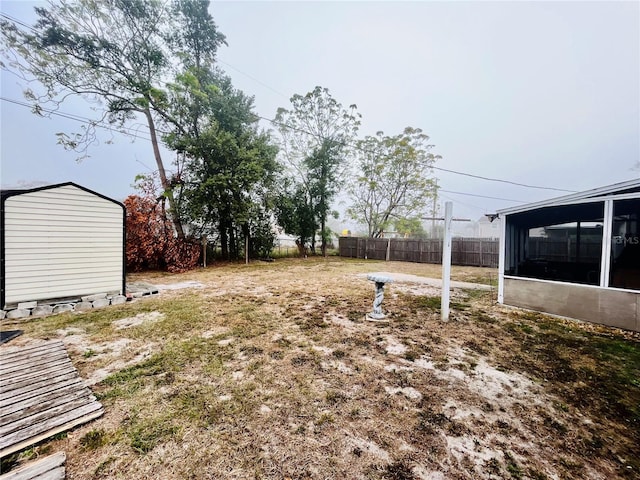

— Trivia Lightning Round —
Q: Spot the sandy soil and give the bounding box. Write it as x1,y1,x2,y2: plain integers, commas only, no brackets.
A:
2,259,637,480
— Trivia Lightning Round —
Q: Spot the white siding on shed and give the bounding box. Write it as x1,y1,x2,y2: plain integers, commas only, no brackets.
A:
3,184,123,306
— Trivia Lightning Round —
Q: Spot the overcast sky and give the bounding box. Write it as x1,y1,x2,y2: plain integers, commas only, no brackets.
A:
1,1,638,227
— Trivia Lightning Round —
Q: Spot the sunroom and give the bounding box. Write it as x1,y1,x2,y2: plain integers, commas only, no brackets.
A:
497,179,640,332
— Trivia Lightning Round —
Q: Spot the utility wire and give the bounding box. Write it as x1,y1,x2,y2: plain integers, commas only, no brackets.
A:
3,93,575,197
439,189,526,203
433,166,574,193
259,114,576,193
1,96,154,143
0,97,534,219
1,11,578,195
218,60,289,99
439,192,490,215
0,12,32,30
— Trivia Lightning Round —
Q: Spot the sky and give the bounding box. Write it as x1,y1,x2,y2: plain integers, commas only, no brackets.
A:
1,0,639,231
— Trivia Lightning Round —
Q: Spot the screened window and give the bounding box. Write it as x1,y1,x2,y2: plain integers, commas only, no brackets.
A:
507,202,604,285
610,198,640,290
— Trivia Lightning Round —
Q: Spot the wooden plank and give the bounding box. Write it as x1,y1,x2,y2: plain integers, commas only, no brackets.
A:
0,350,68,379
0,383,95,431
1,390,98,434
0,345,68,367
0,363,77,391
3,406,103,460
0,342,64,362
0,350,67,376
0,341,62,356
0,371,81,402
0,355,74,381
0,341,103,458
1,348,73,375
0,377,85,411
0,357,70,377
0,381,95,422
0,352,68,378
0,452,65,480
34,467,65,480
0,401,104,455
46,468,66,480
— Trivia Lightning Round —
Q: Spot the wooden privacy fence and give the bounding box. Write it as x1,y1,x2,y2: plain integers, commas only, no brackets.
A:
339,237,499,268
528,237,602,263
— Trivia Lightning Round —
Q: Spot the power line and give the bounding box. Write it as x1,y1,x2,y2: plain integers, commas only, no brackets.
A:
439,189,526,203
2,96,89,124
433,166,575,193
218,60,289,99
1,93,559,213
439,192,488,214
260,113,576,193
2,92,574,198
0,96,154,143
0,12,33,30
2,11,578,195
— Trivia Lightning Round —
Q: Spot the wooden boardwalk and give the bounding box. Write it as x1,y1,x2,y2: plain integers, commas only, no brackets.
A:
0,341,103,458
0,452,65,480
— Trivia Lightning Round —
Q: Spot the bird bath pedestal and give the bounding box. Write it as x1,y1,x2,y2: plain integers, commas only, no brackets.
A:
366,274,393,322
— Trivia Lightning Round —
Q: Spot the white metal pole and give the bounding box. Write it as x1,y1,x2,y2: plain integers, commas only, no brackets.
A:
497,215,506,304
600,200,613,287
441,201,453,321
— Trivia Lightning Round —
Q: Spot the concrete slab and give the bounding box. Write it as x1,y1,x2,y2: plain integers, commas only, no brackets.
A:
359,272,492,291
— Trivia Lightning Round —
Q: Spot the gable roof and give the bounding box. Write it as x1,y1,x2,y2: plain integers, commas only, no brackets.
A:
1,182,123,207
497,178,640,216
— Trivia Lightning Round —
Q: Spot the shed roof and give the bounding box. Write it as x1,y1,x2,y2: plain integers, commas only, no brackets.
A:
497,178,640,216
1,182,123,206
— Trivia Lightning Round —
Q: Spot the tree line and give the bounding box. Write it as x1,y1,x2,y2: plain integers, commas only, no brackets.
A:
1,0,440,270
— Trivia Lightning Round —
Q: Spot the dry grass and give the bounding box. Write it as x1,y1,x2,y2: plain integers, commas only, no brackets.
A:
1,257,638,479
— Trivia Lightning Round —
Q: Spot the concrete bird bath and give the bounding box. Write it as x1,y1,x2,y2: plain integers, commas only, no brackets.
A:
366,273,394,321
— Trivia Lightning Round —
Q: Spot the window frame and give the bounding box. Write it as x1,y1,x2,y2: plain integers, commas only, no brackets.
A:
500,193,640,293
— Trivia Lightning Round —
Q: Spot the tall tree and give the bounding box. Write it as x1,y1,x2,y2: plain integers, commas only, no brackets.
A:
275,87,360,256
165,68,279,260
274,178,317,256
0,0,226,238
347,127,440,238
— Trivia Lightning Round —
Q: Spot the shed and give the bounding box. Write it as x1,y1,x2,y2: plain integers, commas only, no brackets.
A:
496,178,640,331
1,182,125,309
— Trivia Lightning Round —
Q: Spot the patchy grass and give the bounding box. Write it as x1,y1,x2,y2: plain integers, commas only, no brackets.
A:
2,258,638,479
79,429,109,451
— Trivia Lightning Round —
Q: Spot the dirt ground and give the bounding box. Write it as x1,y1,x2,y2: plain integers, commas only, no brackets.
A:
1,258,638,479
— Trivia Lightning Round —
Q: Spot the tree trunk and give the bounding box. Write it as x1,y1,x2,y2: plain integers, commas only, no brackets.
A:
229,225,237,260
319,153,329,257
296,239,306,257
144,107,185,239
242,223,250,264
319,189,326,256
220,219,229,260
321,215,327,257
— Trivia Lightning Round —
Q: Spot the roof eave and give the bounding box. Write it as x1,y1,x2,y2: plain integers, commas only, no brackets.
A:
497,178,640,216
